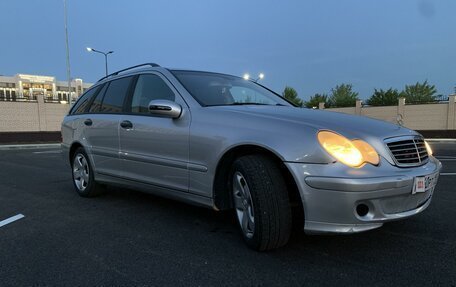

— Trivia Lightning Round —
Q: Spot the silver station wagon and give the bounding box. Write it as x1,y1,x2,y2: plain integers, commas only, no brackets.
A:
62,63,441,250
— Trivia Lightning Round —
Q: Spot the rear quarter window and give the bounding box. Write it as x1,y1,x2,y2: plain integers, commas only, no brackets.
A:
70,86,100,115
88,84,108,113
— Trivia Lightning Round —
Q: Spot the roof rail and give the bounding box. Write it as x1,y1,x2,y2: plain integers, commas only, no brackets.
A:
96,63,160,82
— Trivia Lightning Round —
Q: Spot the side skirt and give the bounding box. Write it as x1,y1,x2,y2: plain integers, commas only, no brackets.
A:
95,172,215,209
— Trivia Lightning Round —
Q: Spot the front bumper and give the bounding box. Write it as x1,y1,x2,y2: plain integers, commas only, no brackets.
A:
285,157,442,234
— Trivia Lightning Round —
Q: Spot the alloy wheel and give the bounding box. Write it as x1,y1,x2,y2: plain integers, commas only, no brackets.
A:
232,171,255,238
73,154,90,191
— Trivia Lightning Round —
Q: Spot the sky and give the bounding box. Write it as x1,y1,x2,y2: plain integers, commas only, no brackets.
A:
0,0,455,101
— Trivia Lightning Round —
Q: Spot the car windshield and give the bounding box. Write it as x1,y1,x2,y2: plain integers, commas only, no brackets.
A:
171,70,291,107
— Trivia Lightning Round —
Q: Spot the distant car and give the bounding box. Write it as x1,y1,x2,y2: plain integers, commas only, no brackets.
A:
61,63,441,250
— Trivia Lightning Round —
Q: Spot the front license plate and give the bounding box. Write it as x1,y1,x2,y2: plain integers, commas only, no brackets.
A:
413,172,439,194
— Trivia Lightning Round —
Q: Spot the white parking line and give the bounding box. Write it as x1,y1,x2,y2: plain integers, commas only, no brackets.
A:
440,173,456,176
33,150,62,154
0,214,25,228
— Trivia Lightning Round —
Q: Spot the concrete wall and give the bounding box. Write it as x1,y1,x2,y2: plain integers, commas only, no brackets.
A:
362,106,398,123
327,107,356,115
403,104,448,130
0,95,455,133
0,94,68,132
323,95,456,131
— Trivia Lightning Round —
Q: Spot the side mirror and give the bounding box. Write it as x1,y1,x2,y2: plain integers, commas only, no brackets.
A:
148,100,182,119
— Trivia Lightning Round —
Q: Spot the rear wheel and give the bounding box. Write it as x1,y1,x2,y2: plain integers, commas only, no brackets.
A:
231,155,292,251
71,147,104,197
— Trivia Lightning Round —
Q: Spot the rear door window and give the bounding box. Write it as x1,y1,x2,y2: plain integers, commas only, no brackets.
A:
100,76,134,113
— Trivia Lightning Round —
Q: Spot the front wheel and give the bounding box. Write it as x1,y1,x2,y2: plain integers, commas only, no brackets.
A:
231,155,292,251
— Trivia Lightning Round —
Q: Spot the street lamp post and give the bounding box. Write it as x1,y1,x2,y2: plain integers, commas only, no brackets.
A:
243,73,265,82
86,47,114,76
63,0,72,107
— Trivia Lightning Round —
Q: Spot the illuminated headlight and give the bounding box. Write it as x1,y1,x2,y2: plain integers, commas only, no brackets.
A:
317,131,380,168
424,141,433,156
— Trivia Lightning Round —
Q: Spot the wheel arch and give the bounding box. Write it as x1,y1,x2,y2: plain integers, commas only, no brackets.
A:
212,144,304,227
69,141,84,165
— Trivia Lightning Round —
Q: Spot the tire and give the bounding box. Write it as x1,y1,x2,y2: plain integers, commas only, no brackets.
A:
71,147,104,197
231,154,292,251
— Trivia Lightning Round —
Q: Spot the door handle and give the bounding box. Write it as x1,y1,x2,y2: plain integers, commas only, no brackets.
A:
84,119,92,126
120,120,133,129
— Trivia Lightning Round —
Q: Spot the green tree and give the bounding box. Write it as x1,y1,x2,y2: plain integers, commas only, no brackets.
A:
305,93,329,108
401,80,437,103
367,88,400,106
282,86,303,107
329,84,359,107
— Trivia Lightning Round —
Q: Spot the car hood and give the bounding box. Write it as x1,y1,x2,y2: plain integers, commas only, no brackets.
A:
208,105,417,140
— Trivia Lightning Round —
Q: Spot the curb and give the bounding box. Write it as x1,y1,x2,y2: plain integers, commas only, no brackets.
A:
0,143,61,150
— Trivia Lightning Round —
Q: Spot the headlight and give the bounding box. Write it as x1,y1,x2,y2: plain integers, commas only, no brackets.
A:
317,131,380,168
424,141,433,156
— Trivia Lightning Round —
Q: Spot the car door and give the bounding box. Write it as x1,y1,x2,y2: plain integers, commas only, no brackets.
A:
119,73,190,192
83,76,135,177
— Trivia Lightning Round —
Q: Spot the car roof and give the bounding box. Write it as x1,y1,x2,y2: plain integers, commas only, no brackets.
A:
95,63,242,86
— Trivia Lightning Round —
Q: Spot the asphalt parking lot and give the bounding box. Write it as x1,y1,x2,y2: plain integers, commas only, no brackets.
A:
0,142,455,286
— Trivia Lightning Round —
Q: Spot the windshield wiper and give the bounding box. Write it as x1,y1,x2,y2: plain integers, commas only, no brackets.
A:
231,102,270,105
205,102,285,107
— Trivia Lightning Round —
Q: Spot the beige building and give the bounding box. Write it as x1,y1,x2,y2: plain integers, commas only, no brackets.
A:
0,74,92,103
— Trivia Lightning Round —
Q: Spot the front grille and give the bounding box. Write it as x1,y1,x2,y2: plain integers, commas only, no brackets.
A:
386,137,428,167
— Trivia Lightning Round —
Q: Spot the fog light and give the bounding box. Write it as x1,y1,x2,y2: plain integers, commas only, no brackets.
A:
356,204,369,217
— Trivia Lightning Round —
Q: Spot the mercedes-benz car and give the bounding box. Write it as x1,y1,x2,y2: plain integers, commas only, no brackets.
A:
61,63,441,251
